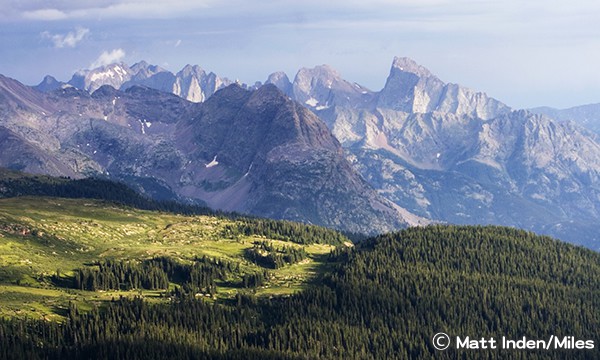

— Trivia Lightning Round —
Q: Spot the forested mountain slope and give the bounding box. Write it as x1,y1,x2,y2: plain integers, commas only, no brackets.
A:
1,223,598,359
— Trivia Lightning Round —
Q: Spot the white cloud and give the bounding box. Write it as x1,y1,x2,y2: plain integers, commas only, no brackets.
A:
22,8,68,21
14,0,216,21
90,48,126,68
42,27,90,48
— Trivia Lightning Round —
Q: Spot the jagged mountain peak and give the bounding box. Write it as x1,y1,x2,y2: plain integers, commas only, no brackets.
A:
266,71,290,82
83,62,131,77
206,84,335,154
391,56,435,78
69,62,133,93
377,57,510,118
34,75,64,93
265,71,293,97
290,64,374,110
130,60,151,71
5,59,600,246
131,60,149,67
295,64,342,81
129,61,149,74
293,66,329,99
53,61,233,103
177,64,206,77
130,61,167,78
40,74,58,83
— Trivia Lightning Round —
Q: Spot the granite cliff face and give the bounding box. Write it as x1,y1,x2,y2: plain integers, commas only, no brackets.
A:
265,58,600,248
290,65,375,110
0,75,416,233
377,57,511,118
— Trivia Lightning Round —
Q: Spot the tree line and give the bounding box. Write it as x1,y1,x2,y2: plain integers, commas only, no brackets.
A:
71,256,257,297
225,219,347,245
245,241,308,269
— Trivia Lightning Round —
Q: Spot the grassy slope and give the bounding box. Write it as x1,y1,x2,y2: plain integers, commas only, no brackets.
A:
0,196,340,320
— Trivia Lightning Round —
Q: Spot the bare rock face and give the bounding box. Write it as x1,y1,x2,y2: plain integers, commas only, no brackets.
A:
0,75,416,234
34,75,65,93
266,57,600,249
69,63,134,94
291,65,375,111
171,65,231,103
265,71,293,98
377,57,511,119
0,126,78,177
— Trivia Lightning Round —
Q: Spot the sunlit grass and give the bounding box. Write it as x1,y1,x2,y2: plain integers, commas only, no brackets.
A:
0,197,342,320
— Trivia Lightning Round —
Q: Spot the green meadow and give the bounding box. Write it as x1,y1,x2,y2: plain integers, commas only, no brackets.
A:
0,197,342,320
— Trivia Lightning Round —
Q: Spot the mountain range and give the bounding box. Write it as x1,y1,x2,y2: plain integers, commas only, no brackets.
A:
0,73,415,234
36,61,235,103
2,57,600,248
268,57,600,249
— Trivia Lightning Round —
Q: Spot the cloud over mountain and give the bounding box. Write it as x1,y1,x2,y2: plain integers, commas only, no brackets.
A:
90,49,126,69
41,27,89,48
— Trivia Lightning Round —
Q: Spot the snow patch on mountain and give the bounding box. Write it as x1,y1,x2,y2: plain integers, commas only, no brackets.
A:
205,156,219,168
305,98,318,107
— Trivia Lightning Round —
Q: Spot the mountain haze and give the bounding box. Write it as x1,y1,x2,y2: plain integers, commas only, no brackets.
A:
532,103,600,135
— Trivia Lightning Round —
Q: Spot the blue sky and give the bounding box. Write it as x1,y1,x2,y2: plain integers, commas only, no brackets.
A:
1,0,599,109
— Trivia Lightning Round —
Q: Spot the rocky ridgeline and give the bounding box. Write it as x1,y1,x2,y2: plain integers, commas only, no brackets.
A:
4,56,600,248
